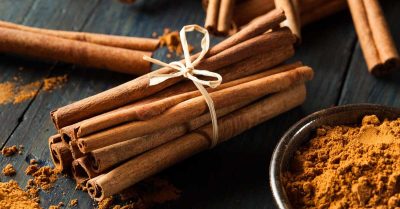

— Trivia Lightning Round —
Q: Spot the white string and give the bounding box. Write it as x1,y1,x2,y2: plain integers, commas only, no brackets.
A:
143,25,222,148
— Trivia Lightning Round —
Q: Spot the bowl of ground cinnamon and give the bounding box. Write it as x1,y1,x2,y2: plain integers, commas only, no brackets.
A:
270,104,400,209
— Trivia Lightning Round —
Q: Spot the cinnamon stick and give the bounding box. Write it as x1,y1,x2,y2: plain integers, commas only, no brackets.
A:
86,84,307,200
77,66,313,153
274,0,301,41
0,20,159,51
217,0,235,35
87,63,302,173
88,100,252,173
71,156,98,185
347,0,400,75
0,27,152,75
300,0,347,26
59,48,296,142
50,10,286,130
50,142,73,173
233,0,275,26
205,0,221,32
69,141,85,160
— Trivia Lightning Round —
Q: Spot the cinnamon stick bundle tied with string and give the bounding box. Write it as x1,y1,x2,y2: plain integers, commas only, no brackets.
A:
347,0,400,75
50,9,287,130
86,84,307,200
47,12,315,203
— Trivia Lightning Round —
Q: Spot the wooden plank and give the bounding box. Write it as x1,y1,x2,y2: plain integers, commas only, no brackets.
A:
0,0,100,145
339,0,400,106
0,0,101,208
1,1,359,209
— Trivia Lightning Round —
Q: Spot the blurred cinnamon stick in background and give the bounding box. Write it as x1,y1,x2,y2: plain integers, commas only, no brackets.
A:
347,0,400,75
0,20,159,51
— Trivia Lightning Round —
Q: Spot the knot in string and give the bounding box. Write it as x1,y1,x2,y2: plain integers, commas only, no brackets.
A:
143,25,222,148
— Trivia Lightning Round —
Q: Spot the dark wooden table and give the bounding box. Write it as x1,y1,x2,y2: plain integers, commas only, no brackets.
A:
1,0,399,208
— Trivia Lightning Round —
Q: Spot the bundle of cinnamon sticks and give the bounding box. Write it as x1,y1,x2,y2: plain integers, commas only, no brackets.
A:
48,10,314,201
0,20,159,75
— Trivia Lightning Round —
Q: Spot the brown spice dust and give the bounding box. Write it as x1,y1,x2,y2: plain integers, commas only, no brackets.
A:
159,28,194,57
284,115,400,209
2,145,19,156
0,75,68,105
0,180,42,209
2,163,17,176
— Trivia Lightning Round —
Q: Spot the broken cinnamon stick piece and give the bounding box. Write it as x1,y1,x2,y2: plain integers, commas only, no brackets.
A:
77,66,313,153
205,0,221,32
274,0,301,41
217,0,235,35
0,27,152,75
347,0,400,75
0,20,159,51
86,84,307,200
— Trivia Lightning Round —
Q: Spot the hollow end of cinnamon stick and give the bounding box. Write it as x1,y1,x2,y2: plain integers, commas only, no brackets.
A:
71,157,98,181
370,58,400,76
69,141,85,159
50,142,73,173
87,179,104,200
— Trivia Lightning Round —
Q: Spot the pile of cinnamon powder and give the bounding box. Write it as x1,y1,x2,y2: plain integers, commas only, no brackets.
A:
0,180,42,209
284,115,400,208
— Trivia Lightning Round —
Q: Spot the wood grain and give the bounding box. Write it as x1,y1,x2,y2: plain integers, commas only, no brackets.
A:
0,0,399,208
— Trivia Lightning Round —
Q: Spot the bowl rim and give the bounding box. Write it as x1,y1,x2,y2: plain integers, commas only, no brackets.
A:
269,103,400,209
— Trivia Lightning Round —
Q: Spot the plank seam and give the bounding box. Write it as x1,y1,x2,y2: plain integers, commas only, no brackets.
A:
335,37,358,105
1,0,103,148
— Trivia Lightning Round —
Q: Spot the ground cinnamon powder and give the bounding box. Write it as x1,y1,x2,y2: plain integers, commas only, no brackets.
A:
284,115,400,209
2,163,17,176
0,75,68,105
159,28,194,57
0,180,42,209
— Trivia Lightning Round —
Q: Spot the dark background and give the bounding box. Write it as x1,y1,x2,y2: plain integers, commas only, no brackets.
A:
0,0,399,208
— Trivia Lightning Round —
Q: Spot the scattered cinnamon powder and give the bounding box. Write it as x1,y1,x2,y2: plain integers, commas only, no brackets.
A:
98,197,114,209
0,75,68,105
0,180,42,209
284,115,400,208
43,75,68,91
69,199,78,207
159,29,194,56
25,165,60,190
2,145,19,156
48,202,63,209
3,163,17,176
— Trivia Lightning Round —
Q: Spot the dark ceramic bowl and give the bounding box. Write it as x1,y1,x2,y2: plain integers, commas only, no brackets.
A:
269,104,400,209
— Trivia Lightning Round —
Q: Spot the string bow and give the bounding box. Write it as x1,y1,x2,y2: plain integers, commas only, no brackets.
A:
143,25,222,148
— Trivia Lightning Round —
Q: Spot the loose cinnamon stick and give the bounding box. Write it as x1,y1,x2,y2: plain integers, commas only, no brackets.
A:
77,66,313,153
0,20,159,51
87,84,307,200
217,0,235,35
205,0,221,32
71,156,98,185
233,0,275,26
50,142,73,173
347,0,400,75
50,11,286,130
48,134,62,147
0,27,152,75
231,0,347,28
59,47,296,141
274,0,301,41
300,0,347,26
